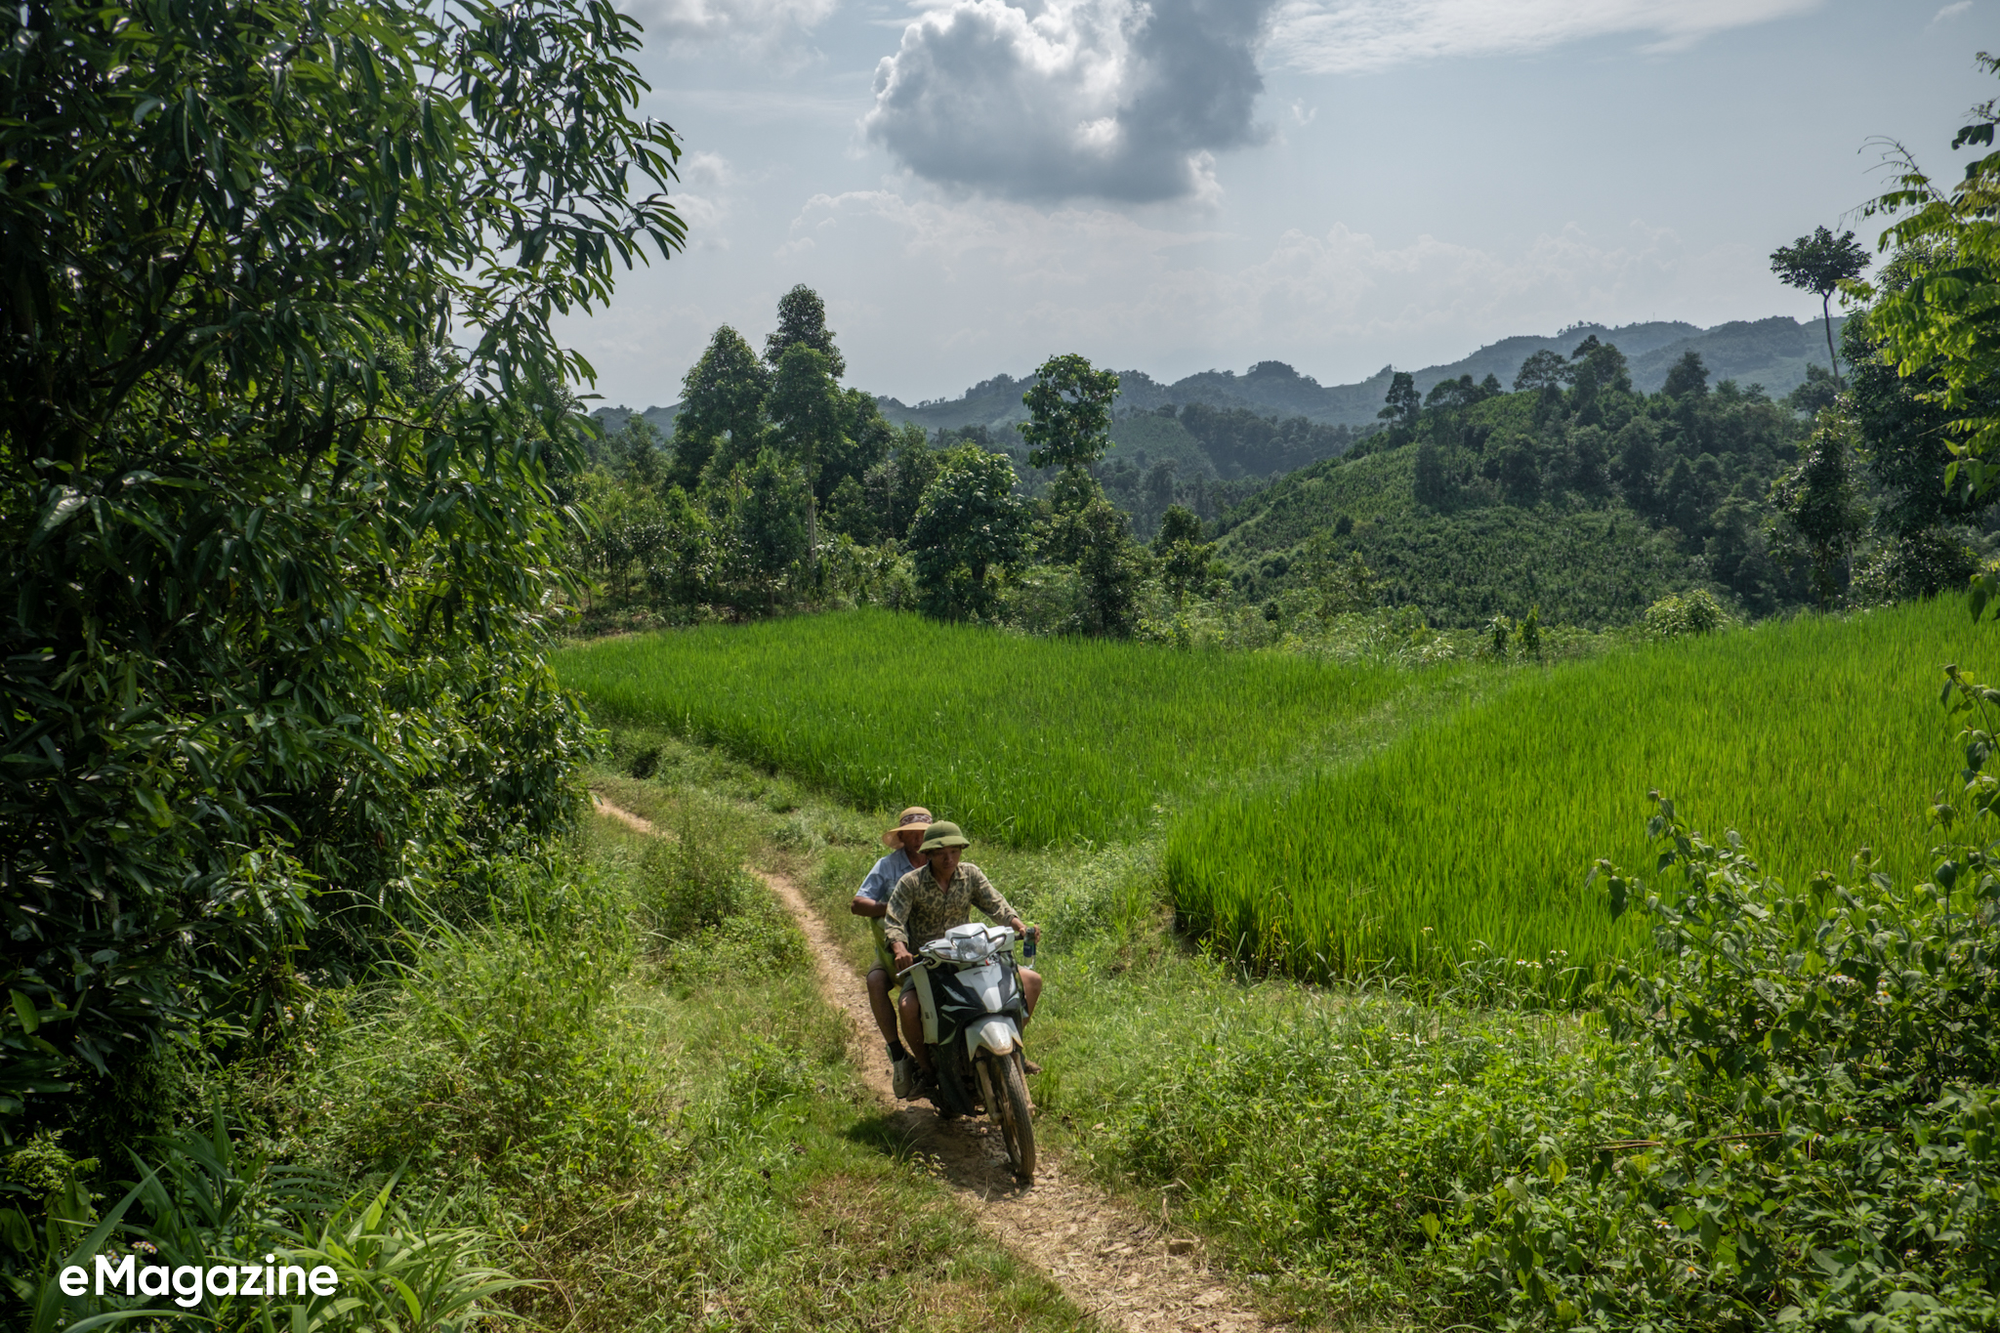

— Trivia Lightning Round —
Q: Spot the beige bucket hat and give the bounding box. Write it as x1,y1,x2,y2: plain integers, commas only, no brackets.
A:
881,806,933,848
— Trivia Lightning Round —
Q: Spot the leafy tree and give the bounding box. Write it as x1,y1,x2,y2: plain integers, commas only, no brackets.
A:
1662,351,1710,399
1153,505,1213,607
1864,72,2000,497
1022,354,1120,474
672,326,769,489
1567,336,1632,424
1516,604,1542,660
828,390,895,506
824,475,874,543
1379,371,1422,429
1705,497,1786,615
0,0,678,1136
1513,350,1568,393
645,485,718,607
1768,416,1869,608
1770,225,1870,384
864,424,942,543
1843,257,1996,538
728,450,809,609
1852,525,1978,603
613,416,666,490
763,284,845,380
767,344,843,557
908,446,1029,621
1314,551,1377,619
1784,362,1839,418
1070,498,1148,637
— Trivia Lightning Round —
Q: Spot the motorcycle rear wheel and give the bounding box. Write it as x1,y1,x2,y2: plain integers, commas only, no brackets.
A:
992,1051,1036,1182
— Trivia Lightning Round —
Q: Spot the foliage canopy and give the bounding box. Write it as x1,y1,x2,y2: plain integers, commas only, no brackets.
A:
0,0,679,1136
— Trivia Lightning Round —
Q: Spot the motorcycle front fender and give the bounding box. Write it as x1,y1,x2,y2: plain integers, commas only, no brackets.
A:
912,965,940,1045
963,1014,1020,1061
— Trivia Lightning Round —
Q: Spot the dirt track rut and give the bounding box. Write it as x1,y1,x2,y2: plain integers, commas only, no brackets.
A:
593,795,1282,1333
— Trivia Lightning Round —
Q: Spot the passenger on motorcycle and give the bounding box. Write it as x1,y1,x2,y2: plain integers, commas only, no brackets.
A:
884,821,1042,1086
850,805,932,1099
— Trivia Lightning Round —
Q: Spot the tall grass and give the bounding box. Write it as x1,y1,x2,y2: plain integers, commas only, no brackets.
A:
1165,597,1981,988
556,609,1422,845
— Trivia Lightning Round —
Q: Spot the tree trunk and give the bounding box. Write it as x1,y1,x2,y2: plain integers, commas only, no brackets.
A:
1823,295,1841,387
806,493,819,586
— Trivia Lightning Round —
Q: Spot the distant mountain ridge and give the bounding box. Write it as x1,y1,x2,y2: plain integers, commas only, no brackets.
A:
868,315,1842,433
590,314,1841,442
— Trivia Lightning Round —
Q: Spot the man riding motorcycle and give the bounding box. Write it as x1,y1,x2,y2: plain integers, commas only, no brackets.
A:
883,821,1041,1087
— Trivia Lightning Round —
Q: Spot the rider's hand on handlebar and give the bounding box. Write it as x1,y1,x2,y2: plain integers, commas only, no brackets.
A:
891,942,915,972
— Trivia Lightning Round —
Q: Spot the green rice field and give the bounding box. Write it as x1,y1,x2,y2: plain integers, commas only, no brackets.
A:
1164,595,1983,987
555,609,1423,846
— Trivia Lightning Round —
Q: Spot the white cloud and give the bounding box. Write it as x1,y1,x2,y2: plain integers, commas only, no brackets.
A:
621,0,836,46
669,154,737,250
1269,0,1823,75
1931,1,1973,25
678,151,735,190
863,0,1277,203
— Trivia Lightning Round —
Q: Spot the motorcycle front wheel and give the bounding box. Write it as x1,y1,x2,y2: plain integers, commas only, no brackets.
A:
991,1051,1036,1182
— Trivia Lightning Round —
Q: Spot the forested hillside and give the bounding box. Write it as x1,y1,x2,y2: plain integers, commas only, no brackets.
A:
1213,323,1997,625
1215,447,1701,628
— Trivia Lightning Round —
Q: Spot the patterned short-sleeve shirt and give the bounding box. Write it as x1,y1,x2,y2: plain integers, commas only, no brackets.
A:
883,862,1019,949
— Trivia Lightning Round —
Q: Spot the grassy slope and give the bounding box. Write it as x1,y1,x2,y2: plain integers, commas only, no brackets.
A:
1166,596,1977,988
1215,442,1700,629
555,609,1444,846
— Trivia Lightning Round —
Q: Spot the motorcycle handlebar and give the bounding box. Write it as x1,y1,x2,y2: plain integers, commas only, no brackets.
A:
896,927,1032,979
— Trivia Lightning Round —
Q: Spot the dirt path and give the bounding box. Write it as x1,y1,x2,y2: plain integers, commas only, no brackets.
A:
595,795,1282,1333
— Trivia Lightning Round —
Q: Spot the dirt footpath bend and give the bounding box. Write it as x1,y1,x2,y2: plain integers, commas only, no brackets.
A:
592,796,1282,1333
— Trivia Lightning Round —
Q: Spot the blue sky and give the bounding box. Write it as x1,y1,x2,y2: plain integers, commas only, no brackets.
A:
555,0,2000,409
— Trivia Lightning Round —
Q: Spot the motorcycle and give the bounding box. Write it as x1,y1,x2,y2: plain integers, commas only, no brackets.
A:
899,921,1037,1182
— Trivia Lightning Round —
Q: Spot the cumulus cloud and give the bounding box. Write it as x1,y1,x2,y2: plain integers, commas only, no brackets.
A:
864,0,1279,204
1269,0,1823,75
621,0,836,47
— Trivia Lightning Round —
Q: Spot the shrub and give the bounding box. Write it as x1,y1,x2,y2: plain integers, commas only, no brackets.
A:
1642,588,1728,637
656,893,808,987
636,797,753,946
1441,665,2000,1330
1851,527,1980,605
316,926,659,1194
5,1118,521,1333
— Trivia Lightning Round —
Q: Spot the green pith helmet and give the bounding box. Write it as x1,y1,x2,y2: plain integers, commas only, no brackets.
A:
920,821,970,851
